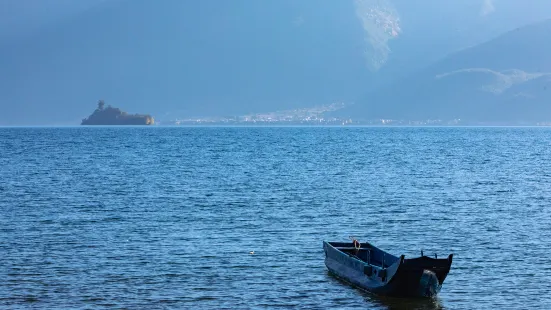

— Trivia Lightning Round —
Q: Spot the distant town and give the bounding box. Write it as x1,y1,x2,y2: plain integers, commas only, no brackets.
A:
157,102,465,126
159,103,350,125
153,102,551,127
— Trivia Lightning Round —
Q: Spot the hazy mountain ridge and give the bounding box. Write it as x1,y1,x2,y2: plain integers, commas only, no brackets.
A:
337,19,551,123
375,0,551,81
435,69,551,94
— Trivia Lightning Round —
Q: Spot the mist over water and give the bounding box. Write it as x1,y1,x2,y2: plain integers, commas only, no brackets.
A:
1,127,550,309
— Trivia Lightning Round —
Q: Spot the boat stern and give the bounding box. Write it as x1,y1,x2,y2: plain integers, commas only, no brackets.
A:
392,254,453,297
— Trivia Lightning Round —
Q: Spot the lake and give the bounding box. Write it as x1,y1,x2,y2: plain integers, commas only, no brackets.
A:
1,127,550,309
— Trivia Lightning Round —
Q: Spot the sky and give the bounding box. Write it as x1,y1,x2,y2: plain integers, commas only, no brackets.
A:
0,0,107,39
0,0,501,39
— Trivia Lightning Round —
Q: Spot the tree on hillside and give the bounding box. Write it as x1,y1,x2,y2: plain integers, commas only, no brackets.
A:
98,99,105,110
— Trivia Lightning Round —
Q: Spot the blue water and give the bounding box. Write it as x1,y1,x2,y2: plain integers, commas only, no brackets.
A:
1,127,551,309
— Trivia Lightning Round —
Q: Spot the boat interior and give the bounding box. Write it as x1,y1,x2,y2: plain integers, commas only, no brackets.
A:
329,242,399,268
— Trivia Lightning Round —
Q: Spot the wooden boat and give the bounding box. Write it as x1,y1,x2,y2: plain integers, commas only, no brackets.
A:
323,239,453,297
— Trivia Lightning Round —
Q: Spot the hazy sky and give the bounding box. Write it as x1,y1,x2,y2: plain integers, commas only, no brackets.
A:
0,0,107,38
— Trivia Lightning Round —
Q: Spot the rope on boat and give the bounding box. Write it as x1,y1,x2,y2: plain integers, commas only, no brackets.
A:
349,236,361,255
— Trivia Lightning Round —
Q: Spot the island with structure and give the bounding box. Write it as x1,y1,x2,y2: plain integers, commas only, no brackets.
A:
81,100,155,125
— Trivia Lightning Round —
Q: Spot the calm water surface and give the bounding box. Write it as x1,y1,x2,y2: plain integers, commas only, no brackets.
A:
1,127,551,309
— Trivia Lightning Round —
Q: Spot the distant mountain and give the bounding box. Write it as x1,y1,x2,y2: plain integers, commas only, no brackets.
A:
355,0,551,78
2,0,551,125
336,19,551,123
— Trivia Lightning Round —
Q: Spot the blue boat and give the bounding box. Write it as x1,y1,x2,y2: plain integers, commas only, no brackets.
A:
323,239,453,297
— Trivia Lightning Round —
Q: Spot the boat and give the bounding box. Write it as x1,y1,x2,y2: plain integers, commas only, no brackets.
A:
323,238,453,297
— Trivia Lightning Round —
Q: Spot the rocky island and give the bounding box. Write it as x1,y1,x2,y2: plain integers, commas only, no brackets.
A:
81,100,154,125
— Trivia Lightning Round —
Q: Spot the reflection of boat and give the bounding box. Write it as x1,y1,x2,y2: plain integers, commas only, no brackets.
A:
323,239,453,297
328,275,446,310
364,290,446,310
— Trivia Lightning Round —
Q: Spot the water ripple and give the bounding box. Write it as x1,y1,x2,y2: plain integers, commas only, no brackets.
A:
1,127,551,309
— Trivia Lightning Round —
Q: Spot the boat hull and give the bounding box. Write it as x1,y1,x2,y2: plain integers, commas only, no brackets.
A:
323,241,452,298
